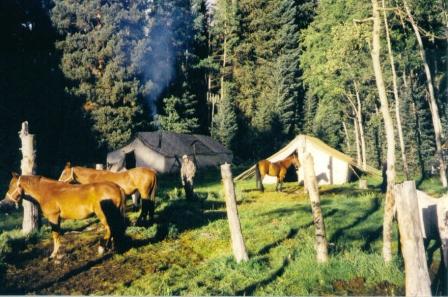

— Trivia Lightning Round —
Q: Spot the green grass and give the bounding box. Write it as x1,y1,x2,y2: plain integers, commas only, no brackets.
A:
5,168,447,295
108,170,404,295
417,176,447,197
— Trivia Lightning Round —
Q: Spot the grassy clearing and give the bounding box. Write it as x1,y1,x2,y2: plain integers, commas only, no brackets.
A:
4,169,447,295
108,172,404,295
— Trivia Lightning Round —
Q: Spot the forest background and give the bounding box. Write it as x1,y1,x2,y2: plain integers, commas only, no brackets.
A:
0,0,447,185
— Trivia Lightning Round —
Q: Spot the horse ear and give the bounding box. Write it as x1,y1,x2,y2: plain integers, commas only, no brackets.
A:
65,162,71,168
11,172,19,177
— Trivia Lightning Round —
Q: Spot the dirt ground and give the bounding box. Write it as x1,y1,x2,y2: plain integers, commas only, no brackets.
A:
1,196,214,296
1,220,174,295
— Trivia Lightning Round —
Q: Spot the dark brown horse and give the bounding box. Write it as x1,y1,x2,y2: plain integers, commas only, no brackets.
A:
59,163,157,226
255,153,300,192
4,173,126,258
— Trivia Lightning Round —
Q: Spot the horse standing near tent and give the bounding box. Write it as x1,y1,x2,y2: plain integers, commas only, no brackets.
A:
4,173,126,258
255,153,300,192
58,163,157,226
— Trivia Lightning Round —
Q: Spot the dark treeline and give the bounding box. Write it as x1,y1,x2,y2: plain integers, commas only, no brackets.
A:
0,0,447,182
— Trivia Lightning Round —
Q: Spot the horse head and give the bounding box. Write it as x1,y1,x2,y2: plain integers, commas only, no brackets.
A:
58,162,75,183
291,153,300,170
5,172,23,204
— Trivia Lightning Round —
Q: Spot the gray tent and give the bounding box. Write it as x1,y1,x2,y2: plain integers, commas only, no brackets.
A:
107,131,233,173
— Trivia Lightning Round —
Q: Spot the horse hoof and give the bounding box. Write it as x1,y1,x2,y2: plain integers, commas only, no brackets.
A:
98,245,105,255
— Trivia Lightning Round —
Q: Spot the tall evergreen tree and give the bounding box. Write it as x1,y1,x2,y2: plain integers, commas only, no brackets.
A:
51,0,149,150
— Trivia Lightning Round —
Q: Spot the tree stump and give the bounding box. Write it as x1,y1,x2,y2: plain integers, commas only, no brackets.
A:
395,181,431,296
358,179,368,189
19,122,40,234
303,153,328,263
221,163,248,263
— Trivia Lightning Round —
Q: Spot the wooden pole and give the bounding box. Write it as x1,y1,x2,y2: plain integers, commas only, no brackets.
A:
19,121,40,234
303,153,328,263
220,163,249,263
395,181,431,296
359,179,368,189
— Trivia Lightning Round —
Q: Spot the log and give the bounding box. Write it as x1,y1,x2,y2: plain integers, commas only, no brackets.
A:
395,181,431,296
19,122,40,234
221,163,248,263
303,153,328,263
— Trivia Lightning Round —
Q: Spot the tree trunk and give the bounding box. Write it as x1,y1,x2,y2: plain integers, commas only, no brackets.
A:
221,163,249,263
20,121,40,234
303,153,329,263
371,0,396,263
354,82,367,170
408,70,426,179
220,27,227,102
394,181,431,296
354,118,362,166
402,0,447,187
382,0,410,179
342,121,352,152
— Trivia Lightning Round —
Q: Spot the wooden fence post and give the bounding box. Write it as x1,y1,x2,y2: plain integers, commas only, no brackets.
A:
303,153,328,263
395,181,431,296
359,179,368,189
221,163,249,263
20,122,40,234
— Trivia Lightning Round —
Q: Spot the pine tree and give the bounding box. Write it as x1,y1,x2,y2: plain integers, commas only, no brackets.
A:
158,83,199,133
51,0,149,149
211,85,238,148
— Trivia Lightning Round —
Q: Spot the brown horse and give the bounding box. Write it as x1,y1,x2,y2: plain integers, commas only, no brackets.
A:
59,163,157,226
255,153,300,192
4,173,126,258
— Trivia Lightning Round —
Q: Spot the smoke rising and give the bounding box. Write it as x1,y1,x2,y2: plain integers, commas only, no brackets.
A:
140,4,175,116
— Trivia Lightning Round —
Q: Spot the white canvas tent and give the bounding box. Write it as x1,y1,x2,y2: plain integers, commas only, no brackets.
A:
235,134,380,185
107,131,233,174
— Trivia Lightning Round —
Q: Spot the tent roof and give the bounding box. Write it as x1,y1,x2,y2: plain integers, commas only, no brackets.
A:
235,134,380,181
134,131,232,158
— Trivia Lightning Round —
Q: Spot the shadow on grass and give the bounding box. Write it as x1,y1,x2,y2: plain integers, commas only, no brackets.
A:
237,209,339,295
319,187,380,196
131,198,226,249
360,226,383,252
330,197,381,244
236,257,290,295
257,209,339,256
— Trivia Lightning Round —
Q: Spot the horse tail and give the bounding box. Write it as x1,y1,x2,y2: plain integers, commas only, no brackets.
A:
100,197,126,250
119,188,129,227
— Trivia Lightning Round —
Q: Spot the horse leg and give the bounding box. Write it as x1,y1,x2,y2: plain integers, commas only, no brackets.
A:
96,205,112,254
131,192,140,212
48,216,61,259
137,197,154,226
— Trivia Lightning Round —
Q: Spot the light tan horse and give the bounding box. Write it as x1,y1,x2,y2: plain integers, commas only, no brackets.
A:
4,173,126,258
255,153,300,192
59,163,157,226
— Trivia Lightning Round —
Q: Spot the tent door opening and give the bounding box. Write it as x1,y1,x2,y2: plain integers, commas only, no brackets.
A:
125,151,136,169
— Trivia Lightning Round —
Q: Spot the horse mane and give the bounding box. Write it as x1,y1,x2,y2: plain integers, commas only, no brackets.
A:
21,175,42,186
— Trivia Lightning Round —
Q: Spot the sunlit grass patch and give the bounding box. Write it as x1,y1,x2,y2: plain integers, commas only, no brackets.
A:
1,168,407,295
